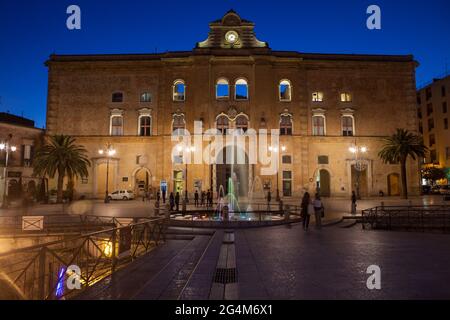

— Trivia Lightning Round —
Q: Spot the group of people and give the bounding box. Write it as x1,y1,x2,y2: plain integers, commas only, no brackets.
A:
193,190,214,208
300,190,358,230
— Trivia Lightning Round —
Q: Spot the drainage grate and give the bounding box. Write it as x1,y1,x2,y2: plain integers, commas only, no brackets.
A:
213,268,238,284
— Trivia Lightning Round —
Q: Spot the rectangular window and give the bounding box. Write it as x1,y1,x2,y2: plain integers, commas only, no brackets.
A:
140,92,151,103
340,93,352,102
312,116,325,136
444,118,448,130
111,116,123,136
282,171,292,197
430,149,437,163
427,103,433,116
419,123,423,134
429,134,435,146
443,102,448,114
342,116,354,136
417,94,421,105
428,118,434,131
139,116,151,136
417,109,422,119
318,155,329,165
235,84,248,100
442,86,446,97
426,87,432,100
446,147,450,160
282,155,292,164
216,84,229,99
312,92,323,102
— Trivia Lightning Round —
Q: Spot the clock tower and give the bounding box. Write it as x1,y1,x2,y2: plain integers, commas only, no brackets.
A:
196,9,269,50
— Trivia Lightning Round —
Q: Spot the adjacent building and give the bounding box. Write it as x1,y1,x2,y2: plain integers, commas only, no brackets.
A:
44,10,420,199
417,74,450,184
0,113,44,202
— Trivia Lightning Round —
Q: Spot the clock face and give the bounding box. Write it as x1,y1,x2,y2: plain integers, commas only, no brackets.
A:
225,31,238,44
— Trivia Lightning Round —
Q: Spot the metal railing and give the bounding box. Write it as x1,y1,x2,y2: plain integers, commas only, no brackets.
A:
361,205,450,233
0,216,167,300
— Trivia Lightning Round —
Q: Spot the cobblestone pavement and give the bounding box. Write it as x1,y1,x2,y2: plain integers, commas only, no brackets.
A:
78,222,450,300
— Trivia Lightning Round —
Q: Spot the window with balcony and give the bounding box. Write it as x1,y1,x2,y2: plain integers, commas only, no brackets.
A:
110,115,123,136
280,114,292,136
342,115,354,136
139,116,152,136
312,115,325,136
172,114,186,135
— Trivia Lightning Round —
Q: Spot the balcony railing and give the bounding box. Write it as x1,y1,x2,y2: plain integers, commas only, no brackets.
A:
0,217,167,300
361,205,450,233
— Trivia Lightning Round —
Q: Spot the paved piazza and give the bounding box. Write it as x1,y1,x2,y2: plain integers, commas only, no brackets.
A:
78,222,450,300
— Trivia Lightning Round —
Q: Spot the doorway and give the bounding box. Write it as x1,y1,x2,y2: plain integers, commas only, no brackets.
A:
387,173,400,196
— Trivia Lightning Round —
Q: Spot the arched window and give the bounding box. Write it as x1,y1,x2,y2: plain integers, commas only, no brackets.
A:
139,116,152,136
173,80,186,101
110,115,123,136
280,114,293,136
342,115,354,136
312,115,326,136
216,78,229,99
112,92,123,103
216,115,229,135
140,92,152,103
236,115,248,133
172,114,186,135
235,78,248,100
279,80,292,101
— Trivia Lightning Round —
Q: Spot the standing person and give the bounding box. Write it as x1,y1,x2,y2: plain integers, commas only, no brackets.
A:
169,192,175,211
351,191,357,215
157,190,161,203
201,191,206,207
206,189,212,208
162,189,167,204
267,191,272,210
301,192,311,231
313,193,323,229
175,192,180,211
194,190,199,207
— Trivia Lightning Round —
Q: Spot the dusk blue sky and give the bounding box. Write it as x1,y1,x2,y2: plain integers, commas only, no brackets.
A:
0,0,449,129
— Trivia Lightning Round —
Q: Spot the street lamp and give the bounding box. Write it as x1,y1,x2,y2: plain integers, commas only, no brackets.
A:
349,144,368,200
0,134,17,208
269,145,286,203
183,146,195,202
98,144,116,203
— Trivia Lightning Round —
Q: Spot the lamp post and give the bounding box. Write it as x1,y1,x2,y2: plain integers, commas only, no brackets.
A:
269,145,286,203
183,146,195,203
98,144,116,203
0,134,17,208
349,144,368,200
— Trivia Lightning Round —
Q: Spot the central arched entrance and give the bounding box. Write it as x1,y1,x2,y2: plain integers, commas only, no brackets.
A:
132,167,152,196
215,146,249,197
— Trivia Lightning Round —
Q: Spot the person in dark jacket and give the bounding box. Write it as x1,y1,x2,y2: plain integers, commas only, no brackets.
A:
194,190,199,207
169,192,175,211
175,192,180,211
301,192,311,231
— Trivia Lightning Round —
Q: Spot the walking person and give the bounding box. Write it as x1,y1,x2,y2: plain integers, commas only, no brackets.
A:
194,190,199,207
351,191,357,215
313,193,324,229
169,192,175,211
301,192,312,231
162,189,166,204
175,192,180,212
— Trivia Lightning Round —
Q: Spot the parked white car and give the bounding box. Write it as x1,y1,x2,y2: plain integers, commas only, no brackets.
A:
107,190,135,201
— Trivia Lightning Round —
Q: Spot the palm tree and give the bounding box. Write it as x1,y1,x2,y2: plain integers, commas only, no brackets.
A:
33,135,90,203
378,129,427,199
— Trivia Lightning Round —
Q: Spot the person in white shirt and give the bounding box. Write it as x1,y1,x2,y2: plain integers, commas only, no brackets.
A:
313,193,323,229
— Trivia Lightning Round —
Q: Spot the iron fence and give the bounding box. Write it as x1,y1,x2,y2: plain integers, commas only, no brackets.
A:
361,205,450,233
0,216,167,300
